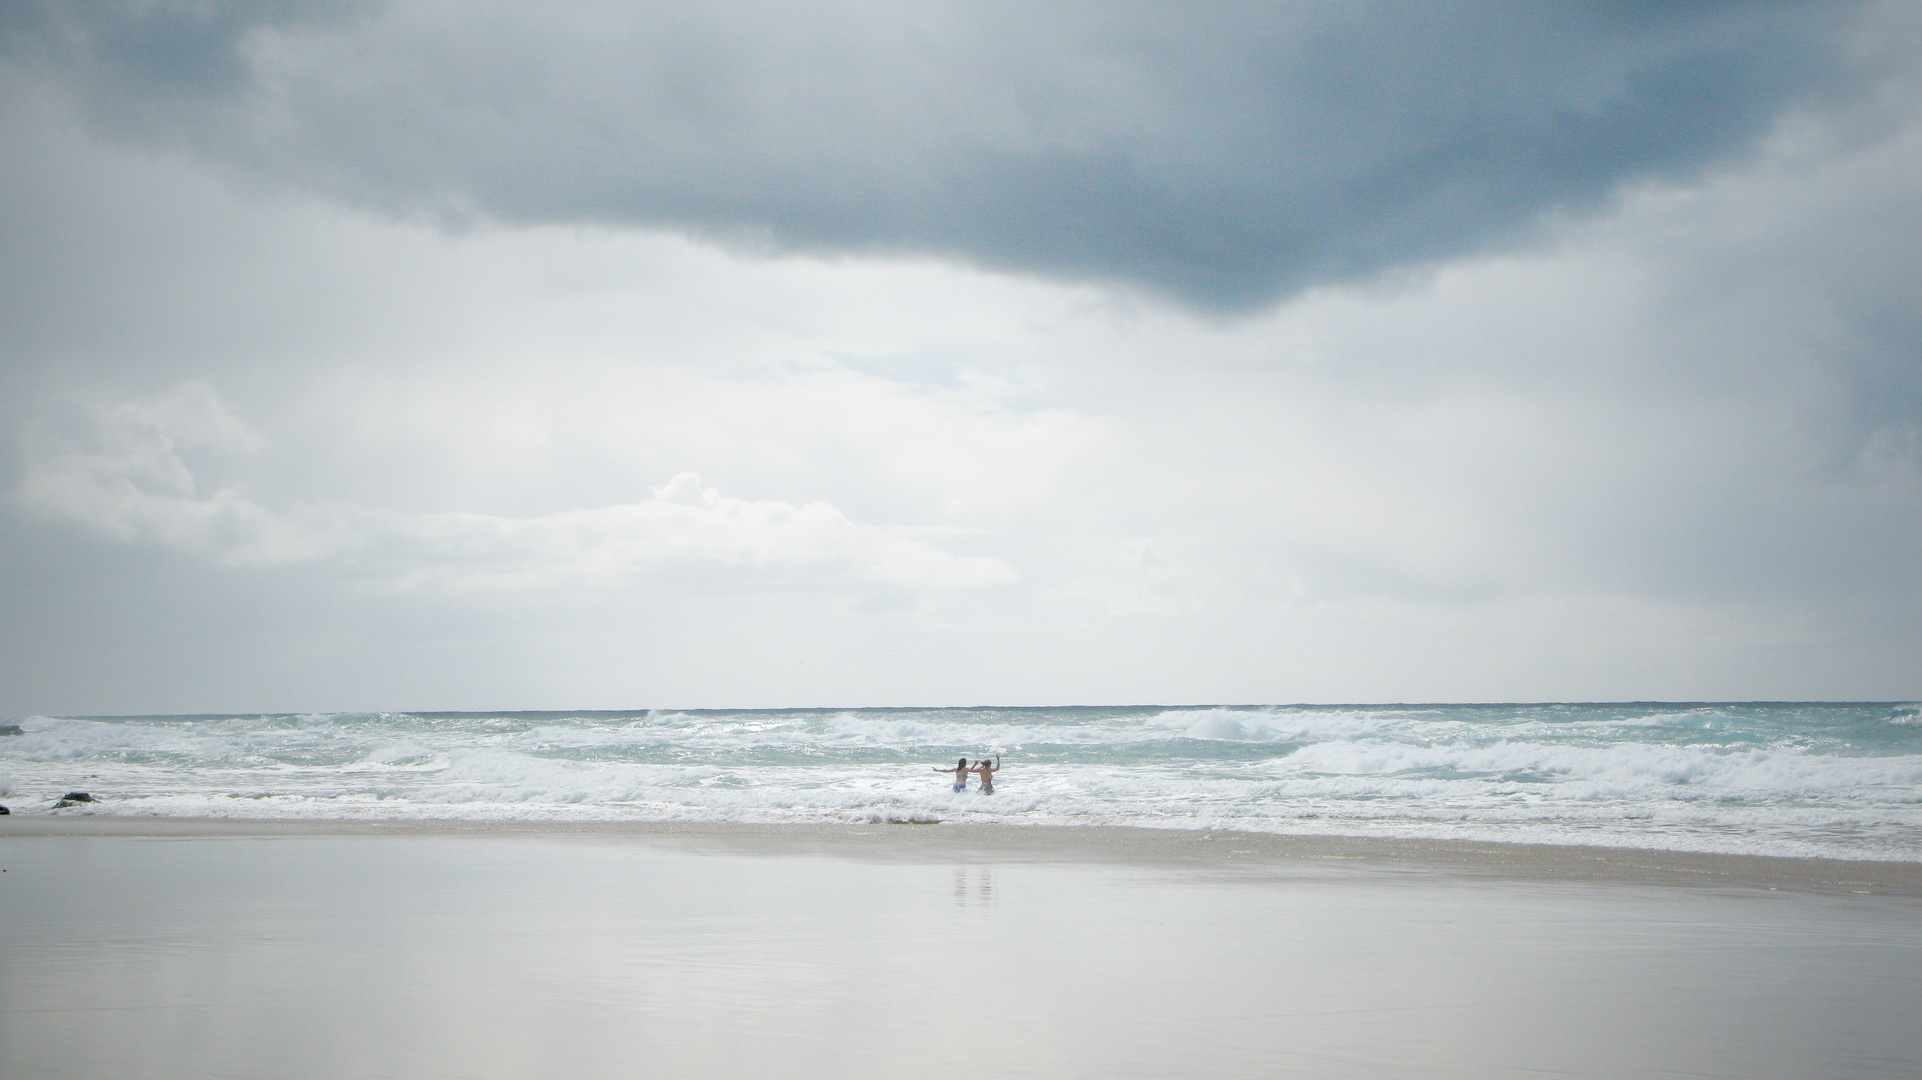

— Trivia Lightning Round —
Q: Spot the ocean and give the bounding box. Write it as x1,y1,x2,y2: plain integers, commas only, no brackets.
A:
3,702,1919,861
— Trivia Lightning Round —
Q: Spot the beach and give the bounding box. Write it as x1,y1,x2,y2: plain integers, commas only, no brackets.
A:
4,818,1918,1079
7,3,1922,1075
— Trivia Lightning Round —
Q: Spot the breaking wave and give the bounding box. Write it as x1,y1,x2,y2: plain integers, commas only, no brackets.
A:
2,703,1918,860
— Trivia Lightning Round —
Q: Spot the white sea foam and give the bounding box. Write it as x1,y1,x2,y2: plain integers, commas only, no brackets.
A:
3,704,1919,860
1152,706,1408,743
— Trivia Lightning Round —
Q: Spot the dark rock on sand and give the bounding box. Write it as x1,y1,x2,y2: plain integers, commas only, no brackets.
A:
0,805,10,814
61,792,94,802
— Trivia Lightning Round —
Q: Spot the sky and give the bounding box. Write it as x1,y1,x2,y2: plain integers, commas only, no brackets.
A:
2,1,1919,713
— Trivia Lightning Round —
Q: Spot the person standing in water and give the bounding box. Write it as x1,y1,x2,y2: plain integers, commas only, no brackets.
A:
974,756,1000,794
934,757,970,793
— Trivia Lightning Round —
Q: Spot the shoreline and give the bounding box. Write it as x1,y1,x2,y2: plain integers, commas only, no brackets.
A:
7,815,1919,1078
6,815,1918,896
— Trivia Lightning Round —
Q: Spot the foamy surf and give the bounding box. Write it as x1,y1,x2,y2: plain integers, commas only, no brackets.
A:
2,703,1918,860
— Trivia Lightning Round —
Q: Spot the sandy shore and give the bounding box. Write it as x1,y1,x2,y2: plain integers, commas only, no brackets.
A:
5,817,1919,1078
5,814,1919,894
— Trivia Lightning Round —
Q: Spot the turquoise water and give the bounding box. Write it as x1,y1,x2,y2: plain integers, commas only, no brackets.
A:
3,702,1919,859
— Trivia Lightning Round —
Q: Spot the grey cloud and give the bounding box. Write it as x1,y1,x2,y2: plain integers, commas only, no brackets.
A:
2,0,1871,308
0,1,363,99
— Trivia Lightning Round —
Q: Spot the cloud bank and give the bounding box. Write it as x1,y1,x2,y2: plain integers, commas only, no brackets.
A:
0,4,1918,711
18,384,1012,591
2,0,1873,307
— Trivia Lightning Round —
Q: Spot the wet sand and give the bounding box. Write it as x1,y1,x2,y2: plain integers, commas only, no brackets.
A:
3,818,1919,1078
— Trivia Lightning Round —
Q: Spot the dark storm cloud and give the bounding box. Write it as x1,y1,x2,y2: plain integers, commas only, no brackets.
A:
1,0,1871,308
0,1,365,96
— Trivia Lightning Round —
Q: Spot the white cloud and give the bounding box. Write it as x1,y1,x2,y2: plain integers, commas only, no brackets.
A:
16,385,1015,593
2,40,1921,710
1068,536,1223,616
385,473,1014,593
15,382,353,567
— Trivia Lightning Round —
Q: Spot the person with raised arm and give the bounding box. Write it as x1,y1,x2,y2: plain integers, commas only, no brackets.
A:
934,757,971,793
974,755,1000,794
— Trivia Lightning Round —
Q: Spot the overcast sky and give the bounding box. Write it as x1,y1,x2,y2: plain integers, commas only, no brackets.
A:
3,1,1919,713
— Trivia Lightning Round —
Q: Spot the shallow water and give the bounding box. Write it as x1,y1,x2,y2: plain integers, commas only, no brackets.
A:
3,702,1920,859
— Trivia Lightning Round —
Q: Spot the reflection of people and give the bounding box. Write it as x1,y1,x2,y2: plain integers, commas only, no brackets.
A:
974,755,1000,794
934,757,970,793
